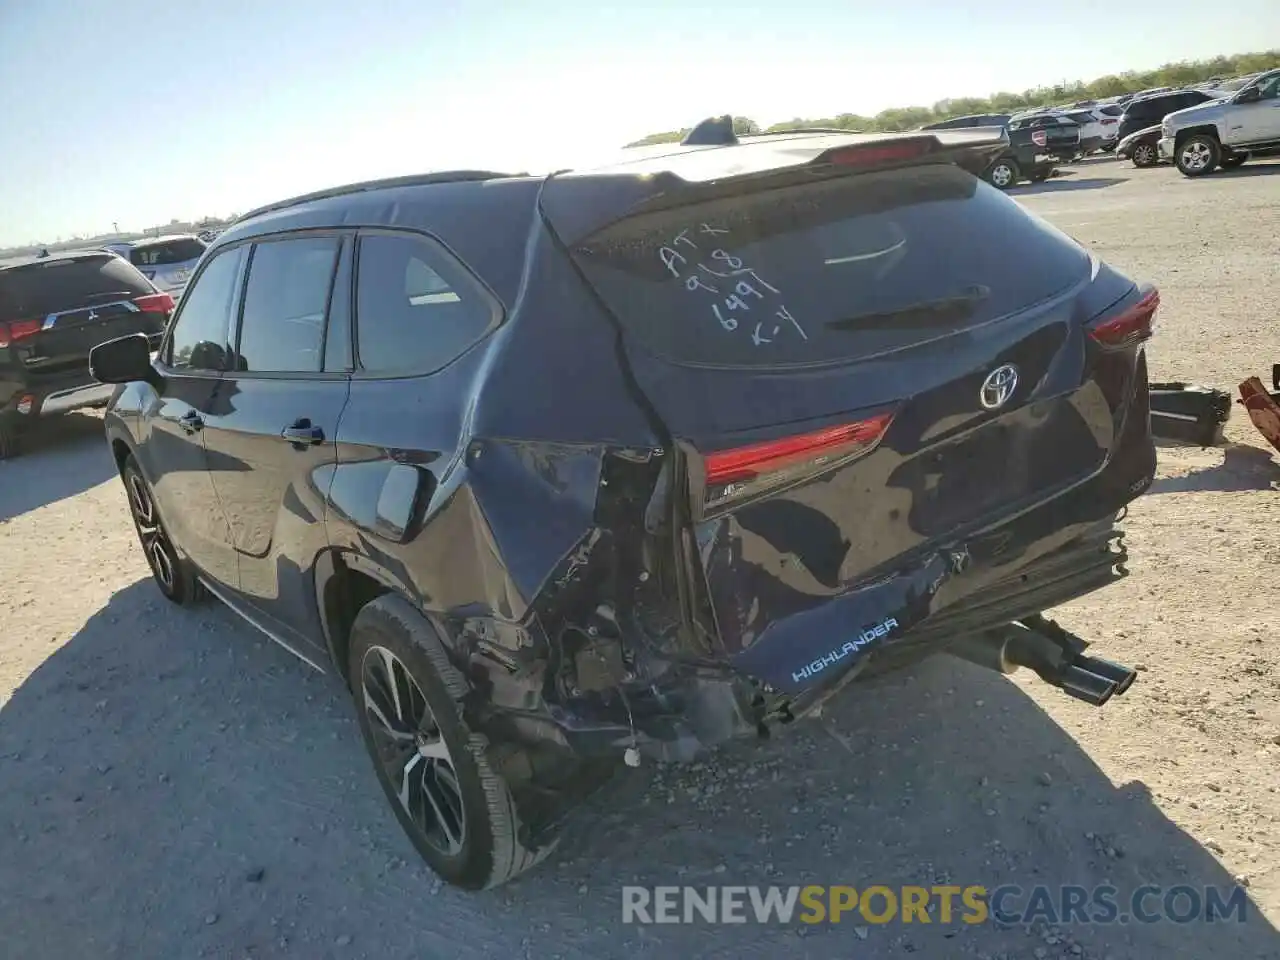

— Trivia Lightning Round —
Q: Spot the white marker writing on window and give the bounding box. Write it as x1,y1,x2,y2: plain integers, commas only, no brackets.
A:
752,323,780,346
776,304,808,341
711,304,737,331
659,246,687,279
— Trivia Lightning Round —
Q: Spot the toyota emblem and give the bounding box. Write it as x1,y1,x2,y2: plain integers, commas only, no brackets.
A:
979,364,1019,410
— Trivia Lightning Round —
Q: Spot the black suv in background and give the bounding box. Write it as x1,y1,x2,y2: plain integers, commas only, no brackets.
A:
922,112,1078,189
1117,88,1216,143
0,251,172,457
91,127,1156,890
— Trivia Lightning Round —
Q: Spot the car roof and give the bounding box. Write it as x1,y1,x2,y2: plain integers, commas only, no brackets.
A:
129,234,202,249
0,249,115,272
226,127,1007,240
567,128,1004,180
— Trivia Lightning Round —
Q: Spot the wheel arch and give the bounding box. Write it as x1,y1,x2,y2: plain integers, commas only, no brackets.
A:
1174,124,1220,145
316,548,431,689
110,436,133,476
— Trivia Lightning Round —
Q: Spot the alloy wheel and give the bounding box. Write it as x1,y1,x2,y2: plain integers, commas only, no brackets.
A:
127,472,176,592
990,164,1014,188
361,644,466,857
1179,141,1212,172
1134,144,1155,165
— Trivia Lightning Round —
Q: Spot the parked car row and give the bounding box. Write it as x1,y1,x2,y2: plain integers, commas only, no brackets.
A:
921,109,1087,189
923,68,1279,185
1112,69,1280,176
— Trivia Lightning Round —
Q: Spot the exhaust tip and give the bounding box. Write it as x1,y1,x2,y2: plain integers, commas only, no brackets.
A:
1057,664,1117,707
1074,654,1138,697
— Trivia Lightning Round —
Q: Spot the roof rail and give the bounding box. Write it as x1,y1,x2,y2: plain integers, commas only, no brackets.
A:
232,170,519,226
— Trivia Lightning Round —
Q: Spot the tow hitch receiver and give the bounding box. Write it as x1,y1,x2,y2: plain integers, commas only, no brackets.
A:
947,614,1137,707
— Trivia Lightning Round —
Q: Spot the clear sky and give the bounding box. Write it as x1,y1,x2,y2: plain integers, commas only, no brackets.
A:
1,0,1276,246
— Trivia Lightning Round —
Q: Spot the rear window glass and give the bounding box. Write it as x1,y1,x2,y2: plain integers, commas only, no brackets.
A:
1066,111,1095,123
0,255,152,322
1099,105,1123,116
129,239,206,267
569,164,1090,368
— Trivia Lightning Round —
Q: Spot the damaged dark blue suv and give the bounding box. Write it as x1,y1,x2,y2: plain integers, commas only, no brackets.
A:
89,124,1158,890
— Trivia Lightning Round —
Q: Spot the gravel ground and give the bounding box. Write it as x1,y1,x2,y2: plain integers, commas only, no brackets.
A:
2,157,1279,960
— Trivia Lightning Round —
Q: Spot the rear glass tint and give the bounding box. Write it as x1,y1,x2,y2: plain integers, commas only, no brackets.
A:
569,164,1090,367
129,239,206,267
0,255,152,322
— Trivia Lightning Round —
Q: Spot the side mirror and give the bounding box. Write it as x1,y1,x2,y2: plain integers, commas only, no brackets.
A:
90,334,161,388
1236,87,1261,103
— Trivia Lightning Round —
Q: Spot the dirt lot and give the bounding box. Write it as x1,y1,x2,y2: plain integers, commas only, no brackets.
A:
2,158,1279,960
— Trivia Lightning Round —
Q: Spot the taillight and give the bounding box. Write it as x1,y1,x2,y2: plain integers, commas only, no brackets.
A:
0,318,42,348
134,292,175,313
1031,130,1048,148
1101,118,1119,125
702,412,895,511
821,138,935,168
1089,288,1159,348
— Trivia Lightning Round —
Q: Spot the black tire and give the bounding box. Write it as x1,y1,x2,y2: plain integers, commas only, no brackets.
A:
1028,168,1052,183
348,594,551,890
0,417,19,460
1174,134,1219,177
987,158,1020,190
1219,152,1247,170
121,454,206,605
1131,143,1158,168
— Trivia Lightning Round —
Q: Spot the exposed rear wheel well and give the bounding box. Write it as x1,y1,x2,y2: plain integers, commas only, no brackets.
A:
111,438,132,475
322,559,389,687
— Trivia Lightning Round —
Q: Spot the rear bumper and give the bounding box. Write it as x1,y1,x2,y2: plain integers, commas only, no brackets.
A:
544,507,1139,762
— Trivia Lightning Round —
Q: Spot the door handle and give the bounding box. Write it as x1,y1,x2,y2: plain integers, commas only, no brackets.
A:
178,410,203,434
281,419,325,447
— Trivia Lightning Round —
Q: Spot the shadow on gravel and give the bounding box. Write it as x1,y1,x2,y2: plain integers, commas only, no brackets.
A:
1014,177,1127,195
1192,161,1280,180
2,581,1278,960
0,413,115,523
1148,444,1280,495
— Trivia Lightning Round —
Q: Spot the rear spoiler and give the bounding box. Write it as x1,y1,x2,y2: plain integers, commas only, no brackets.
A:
544,127,1010,243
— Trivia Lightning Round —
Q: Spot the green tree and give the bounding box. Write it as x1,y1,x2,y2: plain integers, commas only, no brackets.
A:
627,49,1279,145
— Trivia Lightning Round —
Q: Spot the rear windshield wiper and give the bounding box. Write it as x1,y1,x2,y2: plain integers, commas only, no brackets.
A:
825,285,990,330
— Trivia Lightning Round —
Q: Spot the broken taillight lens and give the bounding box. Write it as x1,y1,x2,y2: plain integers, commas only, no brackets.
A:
1089,288,1159,348
702,412,895,512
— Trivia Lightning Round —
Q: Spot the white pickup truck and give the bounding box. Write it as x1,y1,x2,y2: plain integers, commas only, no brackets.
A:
1158,68,1280,176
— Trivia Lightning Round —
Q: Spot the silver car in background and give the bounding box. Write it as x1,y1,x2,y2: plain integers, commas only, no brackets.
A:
125,234,207,299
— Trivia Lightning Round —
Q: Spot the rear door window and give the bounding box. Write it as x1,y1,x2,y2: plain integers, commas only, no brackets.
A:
129,239,206,267
569,163,1090,368
353,232,499,375
0,255,152,322
167,247,246,372
236,236,340,373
